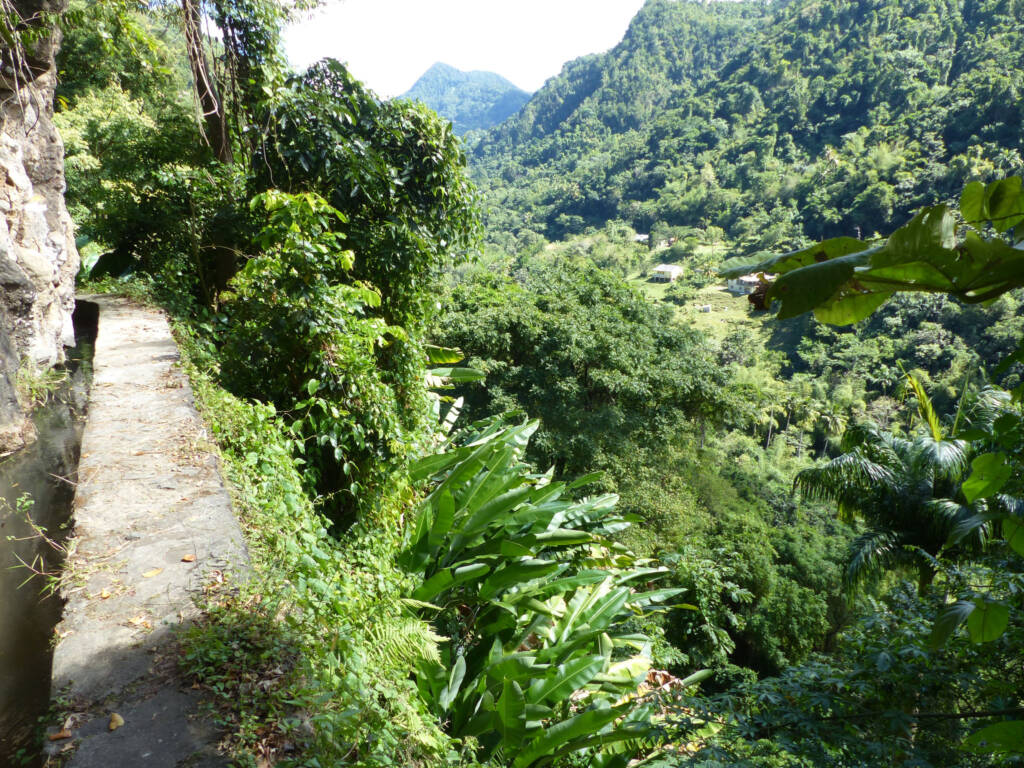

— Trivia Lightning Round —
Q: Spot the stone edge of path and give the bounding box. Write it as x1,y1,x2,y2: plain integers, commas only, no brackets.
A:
46,294,249,768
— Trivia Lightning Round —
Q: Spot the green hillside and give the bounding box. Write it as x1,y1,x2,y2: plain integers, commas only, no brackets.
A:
401,61,531,135
472,0,1024,251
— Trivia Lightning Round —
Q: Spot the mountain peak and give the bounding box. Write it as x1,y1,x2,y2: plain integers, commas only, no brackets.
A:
402,63,531,135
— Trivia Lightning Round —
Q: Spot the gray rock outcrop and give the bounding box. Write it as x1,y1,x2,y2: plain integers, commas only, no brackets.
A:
0,0,79,452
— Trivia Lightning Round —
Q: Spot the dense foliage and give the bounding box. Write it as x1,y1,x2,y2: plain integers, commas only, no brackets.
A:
49,0,1024,765
471,0,1024,249
435,262,727,477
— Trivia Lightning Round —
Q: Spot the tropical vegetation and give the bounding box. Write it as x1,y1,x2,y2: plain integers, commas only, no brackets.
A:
8,0,1022,765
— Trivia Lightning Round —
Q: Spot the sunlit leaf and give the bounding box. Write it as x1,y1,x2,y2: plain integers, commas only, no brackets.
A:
962,453,1012,503
1004,517,1024,558
962,720,1024,754
814,290,892,326
966,600,1009,643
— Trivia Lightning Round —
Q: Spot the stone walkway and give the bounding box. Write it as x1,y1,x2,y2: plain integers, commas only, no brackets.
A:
47,295,247,768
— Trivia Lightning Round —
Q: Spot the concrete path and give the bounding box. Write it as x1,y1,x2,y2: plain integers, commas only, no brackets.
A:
47,295,247,767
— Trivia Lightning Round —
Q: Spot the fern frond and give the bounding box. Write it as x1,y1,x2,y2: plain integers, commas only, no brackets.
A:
364,615,447,673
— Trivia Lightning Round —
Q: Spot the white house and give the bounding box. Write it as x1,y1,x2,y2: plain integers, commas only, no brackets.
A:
727,273,771,295
652,264,684,282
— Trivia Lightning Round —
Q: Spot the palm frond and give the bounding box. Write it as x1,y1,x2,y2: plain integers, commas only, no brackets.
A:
840,421,882,452
913,436,967,481
965,385,1013,431
943,507,997,550
904,371,944,442
794,449,896,504
845,529,900,591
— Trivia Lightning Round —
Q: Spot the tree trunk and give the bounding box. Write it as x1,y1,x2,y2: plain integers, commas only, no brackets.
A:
181,0,233,163
917,564,936,595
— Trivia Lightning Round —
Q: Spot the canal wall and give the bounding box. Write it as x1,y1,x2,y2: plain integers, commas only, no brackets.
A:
1,0,80,454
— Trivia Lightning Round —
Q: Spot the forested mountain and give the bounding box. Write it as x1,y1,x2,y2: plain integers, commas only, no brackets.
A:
472,0,1024,249
21,0,1024,766
401,62,531,134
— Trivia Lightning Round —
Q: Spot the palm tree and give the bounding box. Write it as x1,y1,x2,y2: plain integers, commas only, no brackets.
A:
794,374,991,593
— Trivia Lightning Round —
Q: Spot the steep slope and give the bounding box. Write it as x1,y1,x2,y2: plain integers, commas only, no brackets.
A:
401,62,531,134
472,0,1024,248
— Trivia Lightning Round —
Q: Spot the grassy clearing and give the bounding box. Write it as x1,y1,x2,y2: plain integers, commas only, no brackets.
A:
627,272,769,345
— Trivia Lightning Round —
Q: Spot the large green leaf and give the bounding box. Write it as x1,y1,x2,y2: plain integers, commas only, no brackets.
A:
527,656,606,706
966,599,1010,643
439,654,466,710
719,237,869,278
530,528,595,547
962,720,1024,755
485,652,545,683
813,290,892,326
427,366,486,382
570,587,631,635
961,180,986,222
722,177,1024,324
412,561,491,601
983,177,1024,233
425,344,465,364
511,705,626,768
410,450,464,483
536,721,652,767
425,490,455,554
478,559,563,601
962,453,1012,503
497,679,527,745
1004,517,1024,558
928,600,975,649
768,253,865,320
872,205,955,266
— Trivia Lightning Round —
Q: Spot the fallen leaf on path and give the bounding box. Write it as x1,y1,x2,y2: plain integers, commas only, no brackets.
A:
48,730,72,741
99,589,111,599
142,568,163,578
108,713,124,731
127,615,151,629
181,554,196,563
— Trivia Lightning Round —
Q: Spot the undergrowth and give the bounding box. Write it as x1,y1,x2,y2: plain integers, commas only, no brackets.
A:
169,320,479,767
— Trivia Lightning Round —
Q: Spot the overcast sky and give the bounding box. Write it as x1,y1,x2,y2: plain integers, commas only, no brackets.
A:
283,0,647,97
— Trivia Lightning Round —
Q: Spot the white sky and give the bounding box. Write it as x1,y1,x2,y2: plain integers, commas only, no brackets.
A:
284,0,647,97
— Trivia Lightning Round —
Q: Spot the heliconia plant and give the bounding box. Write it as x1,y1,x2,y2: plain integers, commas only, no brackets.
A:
401,415,698,767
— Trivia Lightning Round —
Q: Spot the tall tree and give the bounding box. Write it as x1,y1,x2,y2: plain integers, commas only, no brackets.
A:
181,0,232,162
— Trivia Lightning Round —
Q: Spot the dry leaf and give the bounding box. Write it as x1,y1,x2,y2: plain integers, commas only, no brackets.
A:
108,713,124,731
99,589,111,599
142,568,163,578
48,729,72,741
181,554,196,563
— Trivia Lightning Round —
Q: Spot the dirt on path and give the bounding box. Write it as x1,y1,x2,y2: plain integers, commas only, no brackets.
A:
47,295,248,767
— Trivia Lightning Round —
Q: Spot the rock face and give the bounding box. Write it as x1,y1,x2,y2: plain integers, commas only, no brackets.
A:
0,0,79,452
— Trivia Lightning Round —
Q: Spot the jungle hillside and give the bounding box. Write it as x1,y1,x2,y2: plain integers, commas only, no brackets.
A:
14,0,1024,766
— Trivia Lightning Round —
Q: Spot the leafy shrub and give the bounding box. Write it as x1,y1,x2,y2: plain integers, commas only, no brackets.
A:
403,416,694,767
220,190,420,526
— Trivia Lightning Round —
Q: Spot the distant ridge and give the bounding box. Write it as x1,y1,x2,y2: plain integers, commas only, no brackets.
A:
471,0,1024,243
401,62,531,135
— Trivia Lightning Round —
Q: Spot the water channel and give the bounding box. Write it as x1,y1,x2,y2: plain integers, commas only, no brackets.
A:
0,301,96,766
